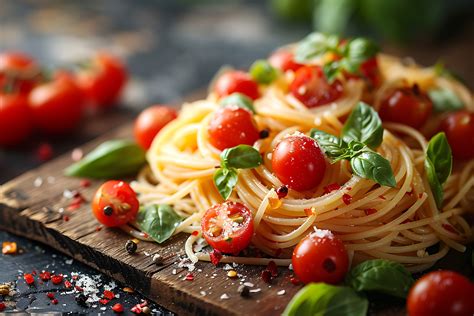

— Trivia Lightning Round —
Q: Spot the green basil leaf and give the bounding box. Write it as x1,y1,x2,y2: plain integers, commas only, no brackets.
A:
214,168,238,200
310,129,348,160
283,283,368,316
425,157,443,209
428,88,464,113
295,32,339,62
220,145,263,169
345,38,379,69
220,93,256,114
136,204,182,243
323,60,341,84
351,150,396,187
250,59,278,84
65,140,146,179
342,102,383,149
346,259,415,298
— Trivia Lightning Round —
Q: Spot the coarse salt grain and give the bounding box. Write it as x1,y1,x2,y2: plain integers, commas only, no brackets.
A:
223,264,233,271
200,291,206,296
220,293,229,300
277,290,286,295
33,177,43,187
312,227,333,239
243,282,254,287
250,288,261,293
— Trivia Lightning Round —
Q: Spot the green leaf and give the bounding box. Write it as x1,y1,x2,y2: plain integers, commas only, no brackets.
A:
136,204,182,243
219,93,256,114
428,88,464,113
282,283,368,316
64,140,146,179
351,150,396,187
342,102,383,149
250,59,278,84
295,32,339,62
345,38,379,69
323,60,342,83
220,145,263,169
310,129,348,160
346,259,415,298
214,168,238,200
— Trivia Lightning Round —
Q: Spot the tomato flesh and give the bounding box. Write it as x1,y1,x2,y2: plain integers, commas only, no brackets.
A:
440,111,474,160
344,57,381,88
407,270,474,316
208,106,259,151
0,93,32,146
272,135,326,191
290,66,343,108
201,201,254,255
0,52,40,94
214,71,260,100
92,180,139,227
268,50,303,72
379,85,433,129
292,229,349,284
134,105,178,149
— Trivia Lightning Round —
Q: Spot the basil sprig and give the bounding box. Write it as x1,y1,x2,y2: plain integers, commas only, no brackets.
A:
428,88,464,113
311,102,396,187
65,140,146,179
282,283,368,316
214,145,262,200
220,93,256,114
250,59,278,84
295,32,379,83
424,132,452,209
345,259,415,298
136,204,182,243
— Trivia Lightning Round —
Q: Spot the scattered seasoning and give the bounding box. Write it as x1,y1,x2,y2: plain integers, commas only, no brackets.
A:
37,143,53,161
290,276,300,285
95,225,103,232
80,179,91,188
261,270,272,284
259,129,270,139
266,261,278,277
2,242,17,255
51,299,59,305
75,293,88,307
220,293,230,300
342,193,352,205
0,302,5,312
227,270,237,278
379,195,386,200
125,240,138,255
152,254,163,266
24,273,34,285
364,208,377,215
62,215,70,222
123,287,134,293
47,293,55,300
75,285,84,292
191,230,199,236
99,299,109,305
418,193,423,199
276,185,289,199
103,290,115,300
442,224,458,234
51,274,63,285
103,206,114,216
71,148,84,161
323,183,340,194
39,271,51,281
185,273,194,281
304,207,316,216
277,289,286,295
64,280,73,289
210,249,223,266
238,285,250,297
112,303,124,313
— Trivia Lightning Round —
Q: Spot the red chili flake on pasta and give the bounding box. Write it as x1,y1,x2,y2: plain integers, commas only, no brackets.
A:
99,299,109,305
75,285,84,292
304,207,316,216
191,231,199,236
261,269,272,283
24,273,34,285
379,195,386,200
51,274,63,285
342,194,352,205
210,249,223,266
267,261,278,277
47,293,55,300
442,224,458,234
51,299,58,305
185,273,194,281
40,271,51,281
80,179,91,188
346,187,352,191
276,185,289,199
364,208,377,215
418,193,423,199
323,183,340,194
64,280,72,289
103,290,115,300
37,143,53,162
112,303,124,313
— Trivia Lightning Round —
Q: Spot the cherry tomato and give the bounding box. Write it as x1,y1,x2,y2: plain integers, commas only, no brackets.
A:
29,71,84,135
214,71,260,100
407,270,474,316
268,50,303,72
272,135,326,191
379,85,433,129
290,66,343,108
344,57,381,88
76,52,127,107
0,93,32,146
208,106,259,151
134,105,178,150
292,229,349,284
0,52,40,94
201,201,254,255
440,111,474,160
92,180,139,227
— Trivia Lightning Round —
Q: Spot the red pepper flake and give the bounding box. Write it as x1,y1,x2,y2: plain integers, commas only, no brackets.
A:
47,292,55,299
37,143,53,162
342,194,352,205
99,299,109,305
95,225,103,232
379,195,386,200
71,148,83,161
112,303,124,313
261,270,272,283
304,207,316,216
139,300,148,308
80,179,91,188
72,275,79,281
442,224,458,234
276,185,289,199
418,193,423,199
191,231,199,236
143,233,149,239
32,270,37,275
24,273,34,285
62,215,70,222
266,261,278,277
75,285,84,292
103,290,115,300
406,190,413,196
185,273,194,281
0,302,5,312
290,276,300,285
51,299,58,305
210,249,223,266
39,271,51,281
64,280,72,289
346,187,352,191
131,305,142,314
51,274,63,285
323,183,340,194
364,208,377,215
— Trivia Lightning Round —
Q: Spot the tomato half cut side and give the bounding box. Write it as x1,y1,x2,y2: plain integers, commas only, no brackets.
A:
201,201,254,255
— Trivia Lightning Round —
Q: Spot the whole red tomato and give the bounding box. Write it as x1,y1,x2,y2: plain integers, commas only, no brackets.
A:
440,111,474,160
0,52,41,94
76,52,128,108
0,92,32,146
134,105,178,150
29,71,84,135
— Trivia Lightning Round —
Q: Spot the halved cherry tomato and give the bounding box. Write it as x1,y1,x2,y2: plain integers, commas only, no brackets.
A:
92,180,139,227
268,50,303,72
292,229,348,284
214,71,260,100
272,135,326,191
379,84,433,129
29,71,84,135
0,92,32,146
290,66,343,108
201,201,254,255
344,57,381,88
0,52,40,94
134,105,178,150
208,106,259,151
76,52,127,108
407,270,474,316
440,111,474,160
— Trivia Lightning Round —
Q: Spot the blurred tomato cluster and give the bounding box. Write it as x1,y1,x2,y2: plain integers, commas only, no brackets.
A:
0,51,128,147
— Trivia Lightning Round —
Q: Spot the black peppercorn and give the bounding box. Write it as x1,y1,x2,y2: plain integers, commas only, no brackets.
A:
259,129,270,139
103,205,113,216
238,285,250,298
75,293,88,307
125,239,137,254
